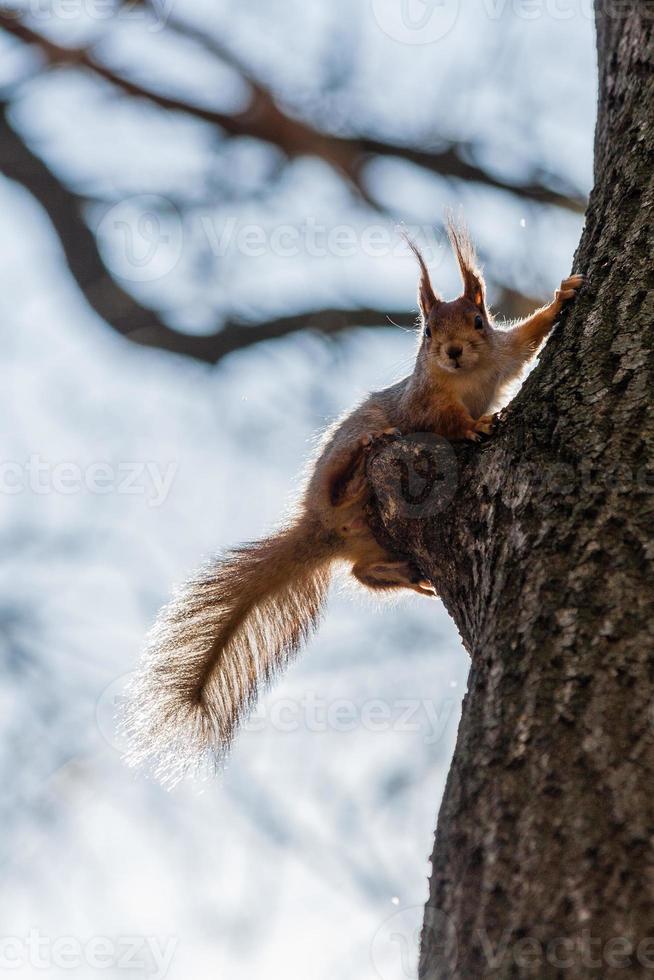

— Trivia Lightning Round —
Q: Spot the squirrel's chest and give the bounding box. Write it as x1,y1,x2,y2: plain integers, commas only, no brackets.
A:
451,371,499,419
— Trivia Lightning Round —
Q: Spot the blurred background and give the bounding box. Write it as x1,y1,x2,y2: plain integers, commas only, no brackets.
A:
0,1,596,977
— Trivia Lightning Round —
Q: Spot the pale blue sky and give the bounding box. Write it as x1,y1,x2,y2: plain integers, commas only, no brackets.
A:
1,2,596,977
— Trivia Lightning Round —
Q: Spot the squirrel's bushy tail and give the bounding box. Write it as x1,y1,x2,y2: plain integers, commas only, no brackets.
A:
123,517,334,784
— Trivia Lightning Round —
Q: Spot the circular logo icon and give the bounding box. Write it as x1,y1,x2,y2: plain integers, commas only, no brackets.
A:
370,0,460,45
96,194,183,283
96,671,136,753
368,432,458,519
371,903,457,980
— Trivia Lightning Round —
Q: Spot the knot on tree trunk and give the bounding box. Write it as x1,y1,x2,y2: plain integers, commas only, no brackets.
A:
364,432,458,565
364,429,499,619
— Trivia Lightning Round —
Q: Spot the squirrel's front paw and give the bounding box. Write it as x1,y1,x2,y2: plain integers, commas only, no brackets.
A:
553,274,585,312
465,415,497,441
476,413,498,433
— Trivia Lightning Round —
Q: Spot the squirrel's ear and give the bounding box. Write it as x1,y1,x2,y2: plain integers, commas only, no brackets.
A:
446,215,487,311
402,234,442,320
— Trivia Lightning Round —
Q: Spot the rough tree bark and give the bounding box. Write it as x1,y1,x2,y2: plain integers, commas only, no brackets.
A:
366,5,653,977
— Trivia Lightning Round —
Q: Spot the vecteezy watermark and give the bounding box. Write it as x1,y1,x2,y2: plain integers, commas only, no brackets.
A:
0,456,177,507
0,931,177,978
372,910,654,978
97,673,459,753
367,432,459,520
506,458,654,497
96,195,185,284
488,0,654,22
246,693,458,745
476,927,654,971
371,904,458,979
199,217,443,262
369,0,650,45
370,0,461,45
369,431,654,521
97,673,135,753
94,197,444,283
0,0,177,31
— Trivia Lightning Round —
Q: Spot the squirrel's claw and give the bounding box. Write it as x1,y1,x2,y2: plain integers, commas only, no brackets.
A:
362,427,401,448
554,274,585,309
470,414,498,438
417,579,438,597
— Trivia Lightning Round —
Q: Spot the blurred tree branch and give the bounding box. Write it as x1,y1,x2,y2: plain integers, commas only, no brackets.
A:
0,101,421,360
2,99,424,359
0,14,586,214
146,5,587,214
0,14,570,363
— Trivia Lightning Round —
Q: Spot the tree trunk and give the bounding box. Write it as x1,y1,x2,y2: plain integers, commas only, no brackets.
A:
366,5,654,977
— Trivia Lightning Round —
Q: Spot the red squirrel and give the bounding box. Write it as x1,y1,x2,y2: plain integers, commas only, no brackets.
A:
124,218,583,782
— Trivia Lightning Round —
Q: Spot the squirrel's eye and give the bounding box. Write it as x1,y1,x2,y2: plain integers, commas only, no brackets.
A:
424,324,432,339
474,315,484,330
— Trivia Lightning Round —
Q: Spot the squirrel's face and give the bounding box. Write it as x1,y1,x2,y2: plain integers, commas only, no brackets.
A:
406,219,494,377
422,298,494,375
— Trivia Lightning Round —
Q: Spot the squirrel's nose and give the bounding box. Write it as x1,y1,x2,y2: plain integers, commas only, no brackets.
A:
447,345,463,360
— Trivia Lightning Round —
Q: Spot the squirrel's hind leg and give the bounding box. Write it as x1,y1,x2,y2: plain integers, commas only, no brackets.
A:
352,559,437,598
327,429,401,508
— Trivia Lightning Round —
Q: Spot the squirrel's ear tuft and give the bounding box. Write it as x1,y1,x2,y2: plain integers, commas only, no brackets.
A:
446,214,487,311
402,233,441,321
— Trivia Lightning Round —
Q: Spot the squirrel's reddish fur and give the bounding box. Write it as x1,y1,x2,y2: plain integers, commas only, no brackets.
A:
124,217,583,783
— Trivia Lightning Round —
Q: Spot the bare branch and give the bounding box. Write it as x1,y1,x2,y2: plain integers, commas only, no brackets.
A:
0,101,411,361
0,15,586,214
0,95,541,365
148,6,586,212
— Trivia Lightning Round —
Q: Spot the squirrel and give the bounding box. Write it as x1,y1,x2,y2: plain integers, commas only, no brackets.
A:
124,218,583,783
